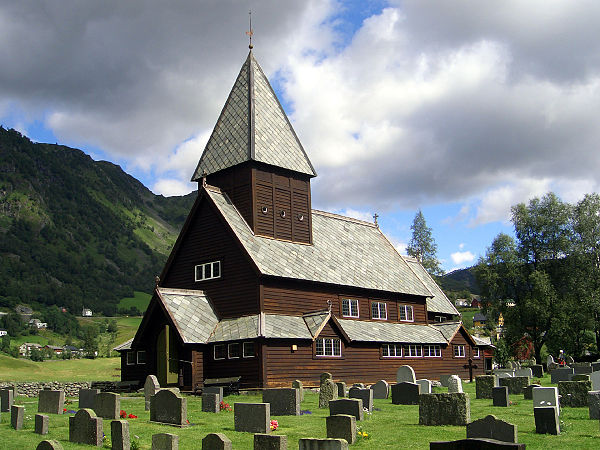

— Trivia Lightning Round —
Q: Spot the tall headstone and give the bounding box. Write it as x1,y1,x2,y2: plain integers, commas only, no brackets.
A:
94,392,120,419
329,398,364,421
397,365,416,384
558,380,592,407
79,388,99,409
590,370,600,391
530,365,544,378
532,387,559,409
588,391,600,419
292,380,304,402
447,375,463,393
202,433,232,450
475,375,495,399
35,414,49,435
11,404,24,430
419,393,470,426
69,408,103,446
370,380,389,399
492,386,509,407
152,433,179,450
0,388,14,412
150,389,188,427
204,386,224,403
38,390,65,415
466,414,518,443
234,403,271,433
551,367,574,383
391,382,421,405
263,388,301,415
534,407,560,435
202,393,220,413
335,382,346,398
416,379,432,394
318,379,337,409
144,375,160,411
320,373,333,384
111,420,130,450
348,387,373,412
326,414,356,445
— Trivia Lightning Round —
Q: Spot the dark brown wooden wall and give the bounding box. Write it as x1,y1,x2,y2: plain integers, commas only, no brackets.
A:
203,340,262,388
262,281,429,324
161,198,259,318
206,164,253,229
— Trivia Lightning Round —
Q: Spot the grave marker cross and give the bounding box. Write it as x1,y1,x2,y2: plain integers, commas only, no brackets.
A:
463,358,478,382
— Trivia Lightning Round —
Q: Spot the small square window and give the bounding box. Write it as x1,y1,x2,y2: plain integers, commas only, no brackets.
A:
126,351,135,365
342,299,359,318
399,305,414,322
214,344,226,360
371,301,387,320
454,345,465,358
243,342,255,358
137,350,146,364
228,343,241,359
315,338,341,357
195,261,222,281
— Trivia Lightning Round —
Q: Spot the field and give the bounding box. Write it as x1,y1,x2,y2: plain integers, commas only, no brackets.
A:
0,355,121,382
1,375,599,449
118,291,152,313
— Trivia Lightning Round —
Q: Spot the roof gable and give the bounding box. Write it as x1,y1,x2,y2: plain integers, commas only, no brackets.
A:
192,52,315,180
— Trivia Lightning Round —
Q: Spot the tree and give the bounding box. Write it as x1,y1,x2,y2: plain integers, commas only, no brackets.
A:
407,210,442,275
82,325,99,359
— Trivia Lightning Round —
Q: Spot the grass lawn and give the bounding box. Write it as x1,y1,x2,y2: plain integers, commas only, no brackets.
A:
0,355,121,382
1,374,600,448
118,291,152,313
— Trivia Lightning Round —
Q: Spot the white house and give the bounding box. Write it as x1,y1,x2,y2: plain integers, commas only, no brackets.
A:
0,329,7,337
82,308,92,317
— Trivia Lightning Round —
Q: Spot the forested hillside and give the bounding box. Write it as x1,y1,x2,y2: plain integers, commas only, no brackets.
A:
0,127,195,316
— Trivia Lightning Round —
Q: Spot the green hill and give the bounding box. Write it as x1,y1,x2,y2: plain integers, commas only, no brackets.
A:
0,127,195,316
437,266,480,295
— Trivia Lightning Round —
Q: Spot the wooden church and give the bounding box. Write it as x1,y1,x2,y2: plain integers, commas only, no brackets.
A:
117,51,489,390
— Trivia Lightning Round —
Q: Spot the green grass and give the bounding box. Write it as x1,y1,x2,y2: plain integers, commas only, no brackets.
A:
0,355,121,382
118,291,152,313
1,374,599,448
458,307,480,328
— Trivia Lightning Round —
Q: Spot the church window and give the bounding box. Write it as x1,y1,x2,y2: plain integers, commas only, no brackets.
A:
399,305,414,322
342,299,359,318
473,348,480,358
454,345,465,357
195,261,221,281
243,342,255,358
137,350,146,364
315,338,341,357
371,301,387,320
423,345,441,357
126,351,135,365
403,344,423,357
382,344,402,357
228,343,241,359
214,344,226,360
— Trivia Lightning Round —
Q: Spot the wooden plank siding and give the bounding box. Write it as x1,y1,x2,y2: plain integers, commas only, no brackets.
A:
203,340,262,388
161,198,259,319
206,164,254,230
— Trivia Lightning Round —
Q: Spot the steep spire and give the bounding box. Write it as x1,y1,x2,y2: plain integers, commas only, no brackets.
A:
192,52,316,181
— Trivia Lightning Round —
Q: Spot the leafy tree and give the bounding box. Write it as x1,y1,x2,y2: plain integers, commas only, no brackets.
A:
494,338,510,367
29,347,44,362
0,334,10,353
407,210,443,275
82,325,99,359
107,319,118,334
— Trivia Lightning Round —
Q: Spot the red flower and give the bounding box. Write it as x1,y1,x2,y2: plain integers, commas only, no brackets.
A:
128,413,137,419
63,408,66,412
119,410,127,418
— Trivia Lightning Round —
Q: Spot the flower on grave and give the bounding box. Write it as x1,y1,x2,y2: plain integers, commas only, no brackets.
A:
119,410,127,418
270,419,279,431
220,401,232,412
128,413,137,419
63,408,67,412
67,410,76,414
300,410,312,415
357,427,371,440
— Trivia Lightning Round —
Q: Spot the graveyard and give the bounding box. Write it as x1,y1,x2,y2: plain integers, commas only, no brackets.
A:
1,371,600,449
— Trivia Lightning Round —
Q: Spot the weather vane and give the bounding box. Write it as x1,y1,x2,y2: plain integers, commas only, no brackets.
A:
246,10,253,49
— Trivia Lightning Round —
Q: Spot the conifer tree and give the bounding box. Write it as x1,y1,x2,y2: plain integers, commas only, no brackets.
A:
407,210,443,275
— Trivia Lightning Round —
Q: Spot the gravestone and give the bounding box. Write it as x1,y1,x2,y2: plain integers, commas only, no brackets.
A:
11,404,24,430
38,390,65,414
292,380,304,402
466,414,518,443
335,382,346,398
566,356,575,365
476,375,495,399
202,393,220,413
79,388,99,409
514,368,532,379
507,361,518,370
111,420,130,450
35,414,49,435
150,389,187,427
0,388,14,412
397,365,416,383
326,414,356,445
523,384,541,400
495,372,514,379
94,392,120,419
592,361,600,372
492,387,509,407
430,438,525,449
588,390,600,419
234,402,270,433
320,373,333,384
546,355,555,367
532,387,559,409
351,383,365,389
417,379,432,394
328,398,364,421
572,363,592,375
348,387,373,412
530,365,544,378
572,374,590,381
36,440,64,450
499,376,529,395
534,407,560,435
419,393,470,426
204,386,224,403
448,375,463,393
440,374,454,387
69,408,103,446
551,367,574,383
318,380,337,408
591,370,600,390
263,388,301,415
202,433,232,450
558,380,592,407
254,434,287,450
391,382,420,405
152,433,179,450
370,380,389,399
298,438,349,450
144,375,160,411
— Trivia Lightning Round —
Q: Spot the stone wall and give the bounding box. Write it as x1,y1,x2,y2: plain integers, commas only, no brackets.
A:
0,382,92,398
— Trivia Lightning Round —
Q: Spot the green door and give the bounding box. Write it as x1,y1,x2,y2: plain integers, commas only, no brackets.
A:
156,325,179,386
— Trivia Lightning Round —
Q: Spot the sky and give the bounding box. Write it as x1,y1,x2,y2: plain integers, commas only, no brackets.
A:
1,1,599,273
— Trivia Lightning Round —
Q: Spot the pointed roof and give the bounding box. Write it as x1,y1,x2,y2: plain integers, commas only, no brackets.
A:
192,51,316,180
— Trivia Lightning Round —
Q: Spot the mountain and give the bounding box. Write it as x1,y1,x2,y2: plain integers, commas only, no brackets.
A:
0,127,195,315
436,266,480,295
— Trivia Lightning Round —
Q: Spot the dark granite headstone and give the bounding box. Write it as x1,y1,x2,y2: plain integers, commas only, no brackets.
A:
11,404,24,430
202,433,232,450
391,382,421,405
234,402,270,433
38,390,65,415
254,434,288,450
263,388,301,415
335,382,346,398
94,392,120,419
466,414,517,443
202,393,220,413
550,367,574,383
204,386,224,403
152,433,179,450
35,413,49,435
35,440,64,450
328,398,364,421
523,384,541,400
530,365,544,378
370,380,389,399
534,406,560,435
492,387,509,407
326,414,356,445
348,387,373,412
298,438,348,450
0,389,14,412
150,389,188,427
588,390,600,419
69,408,103,446
78,388,99,410
430,438,525,449
111,420,130,450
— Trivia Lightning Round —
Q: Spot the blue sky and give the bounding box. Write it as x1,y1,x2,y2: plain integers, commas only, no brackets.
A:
2,1,599,272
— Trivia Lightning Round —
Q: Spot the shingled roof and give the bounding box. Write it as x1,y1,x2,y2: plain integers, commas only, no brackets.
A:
204,186,432,297
192,51,316,180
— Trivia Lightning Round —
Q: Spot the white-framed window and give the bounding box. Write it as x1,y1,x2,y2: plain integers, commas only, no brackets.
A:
315,338,342,357
403,344,423,357
137,350,146,364
382,344,402,357
228,343,241,359
399,305,414,322
195,261,221,281
342,298,359,318
371,301,387,320
473,347,480,358
126,351,135,365
243,342,255,358
454,345,465,358
423,345,441,357
214,344,226,360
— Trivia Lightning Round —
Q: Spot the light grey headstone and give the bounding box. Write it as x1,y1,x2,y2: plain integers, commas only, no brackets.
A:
263,388,301,415
144,375,160,411
111,420,130,450
203,386,224,403
348,387,373,412
78,388,99,410
515,368,532,378
440,374,456,387
328,398,364,421
202,432,232,450
292,380,304,402
0,389,14,412
466,414,517,443
492,386,509,407
38,390,65,415
202,393,220,413
532,387,559,410
588,390,600,419
94,392,120,419
326,414,356,445
254,434,287,450
335,382,346,398
152,433,179,450
298,438,349,450
370,380,389,399
318,379,337,408
534,406,560,435
11,404,24,430
35,440,64,450
396,365,416,384
547,355,555,367
35,413,49,435
448,375,463,393
416,379,432,394
150,389,187,427
69,408,103,446
234,402,270,433
591,370,600,391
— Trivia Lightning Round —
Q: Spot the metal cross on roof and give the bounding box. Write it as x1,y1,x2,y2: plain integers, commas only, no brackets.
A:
246,10,254,49
373,213,379,227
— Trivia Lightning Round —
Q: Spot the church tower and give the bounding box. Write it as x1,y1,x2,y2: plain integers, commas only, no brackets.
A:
192,51,316,244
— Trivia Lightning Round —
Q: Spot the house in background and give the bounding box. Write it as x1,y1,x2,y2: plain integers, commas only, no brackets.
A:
19,342,42,357
82,308,92,317
473,313,487,328
44,344,63,355
0,328,7,337
118,50,487,390
29,318,48,329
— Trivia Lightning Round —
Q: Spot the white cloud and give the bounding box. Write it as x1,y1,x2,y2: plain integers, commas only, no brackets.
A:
152,178,196,197
450,251,475,265
334,208,373,223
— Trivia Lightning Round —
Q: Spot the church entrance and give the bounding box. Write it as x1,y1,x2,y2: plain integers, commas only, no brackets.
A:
156,324,179,386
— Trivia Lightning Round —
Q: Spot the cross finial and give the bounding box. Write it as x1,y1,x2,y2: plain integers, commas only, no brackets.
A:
246,10,254,49
373,213,379,227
